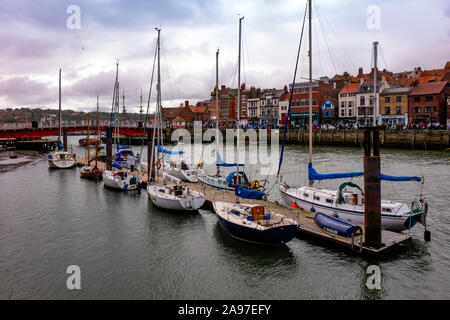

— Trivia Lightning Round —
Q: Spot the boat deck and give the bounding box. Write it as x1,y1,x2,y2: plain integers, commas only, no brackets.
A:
76,157,412,256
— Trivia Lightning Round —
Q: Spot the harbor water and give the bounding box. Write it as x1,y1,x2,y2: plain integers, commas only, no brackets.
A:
0,136,449,299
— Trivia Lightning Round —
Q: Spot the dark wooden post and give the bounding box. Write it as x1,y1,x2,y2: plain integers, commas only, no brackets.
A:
364,128,382,248
63,128,67,152
106,127,112,170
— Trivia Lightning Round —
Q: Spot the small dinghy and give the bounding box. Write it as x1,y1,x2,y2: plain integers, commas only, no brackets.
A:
147,173,206,211
314,212,363,237
213,201,299,245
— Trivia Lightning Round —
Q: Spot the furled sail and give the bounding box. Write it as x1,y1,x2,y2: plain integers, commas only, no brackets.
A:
157,145,184,155
308,163,421,182
216,152,244,167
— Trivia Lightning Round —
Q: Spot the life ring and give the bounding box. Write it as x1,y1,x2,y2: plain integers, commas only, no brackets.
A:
156,160,161,169
251,179,260,189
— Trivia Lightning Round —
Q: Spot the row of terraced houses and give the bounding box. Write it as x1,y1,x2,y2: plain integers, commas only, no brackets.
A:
162,61,450,129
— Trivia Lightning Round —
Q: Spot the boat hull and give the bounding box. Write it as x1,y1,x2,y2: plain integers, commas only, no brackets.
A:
48,159,77,169
279,186,419,231
80,166,103,179
197,175,234,191
102,171,141,191
147,186,206,211
216,214,299,245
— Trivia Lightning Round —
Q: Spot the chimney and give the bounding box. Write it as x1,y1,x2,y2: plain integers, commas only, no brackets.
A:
240,83,245,91
283,85,288,92
358,67,363,77
185,100,189,107
360,77,364,85
221,85,226,92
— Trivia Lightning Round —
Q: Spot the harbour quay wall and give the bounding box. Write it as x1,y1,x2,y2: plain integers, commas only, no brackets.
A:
164,128,449,150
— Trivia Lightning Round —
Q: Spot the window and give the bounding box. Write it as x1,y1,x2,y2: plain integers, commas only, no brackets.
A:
348,101,353,108
303,193,309,198
360,96,365,105
425,106,433,113
385,107,390,115
313,87,318,92
326,199,333,204
396,106,402,115
301,99,306,106
414,107,420,113
413,96,420,102
425,96,433,102
313,195,320,201
348,109,353,117
341,109,345,117
385,97,391,103
382,208,392,212
313,97,316,105
396,96,402,102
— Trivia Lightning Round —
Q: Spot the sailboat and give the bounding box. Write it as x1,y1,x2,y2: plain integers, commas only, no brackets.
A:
157,145,199,183
102,62,142,191
80,102,103,178
197,39,264,197
277,0,426,232
213,201,299,245
146,28,206,211
48,68,77,169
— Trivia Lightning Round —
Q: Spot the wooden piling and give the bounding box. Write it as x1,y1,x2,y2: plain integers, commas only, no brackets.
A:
363,128,382,249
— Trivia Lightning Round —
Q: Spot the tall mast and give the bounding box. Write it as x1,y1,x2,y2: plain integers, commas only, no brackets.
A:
216,49,219,131
155,27,163,175
216,49,220,176
58,68,62,147
95,96,99,167
373,41,378,127
237,16,244,173
87,112,90,164
308,0,313,187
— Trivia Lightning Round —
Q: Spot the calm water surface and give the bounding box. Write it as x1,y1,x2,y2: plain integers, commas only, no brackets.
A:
0,136,449,299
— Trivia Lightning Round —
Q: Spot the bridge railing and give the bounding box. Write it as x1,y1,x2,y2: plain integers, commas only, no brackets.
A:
1,120,156,130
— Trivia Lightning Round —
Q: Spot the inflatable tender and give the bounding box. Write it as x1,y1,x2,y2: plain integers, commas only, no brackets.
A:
314,212,363,237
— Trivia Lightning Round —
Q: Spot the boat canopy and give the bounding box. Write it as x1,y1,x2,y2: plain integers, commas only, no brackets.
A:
226,171,249,185
235,185,264,200
337,182,363,204
115,149,134,162
308,163,421,182
216,152,244,167
157,145,184,155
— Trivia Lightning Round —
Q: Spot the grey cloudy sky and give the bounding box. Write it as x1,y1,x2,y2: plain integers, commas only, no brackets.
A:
0,0,449,113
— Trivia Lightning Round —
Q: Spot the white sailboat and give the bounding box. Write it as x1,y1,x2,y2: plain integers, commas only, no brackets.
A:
48,68,76,169
277,0,426,232
102,62,142,191
148,173,206,210
146,28,206,211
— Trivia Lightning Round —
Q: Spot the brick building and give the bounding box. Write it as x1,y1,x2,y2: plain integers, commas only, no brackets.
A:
408,81,450,125
287,77,334,125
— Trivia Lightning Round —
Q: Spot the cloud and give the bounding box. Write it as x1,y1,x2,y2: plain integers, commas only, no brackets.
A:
0,0,449,111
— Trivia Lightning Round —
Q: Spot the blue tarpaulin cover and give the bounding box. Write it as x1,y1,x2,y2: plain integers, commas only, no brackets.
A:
157,145,184,155
235,185,264,200
308,163,421,182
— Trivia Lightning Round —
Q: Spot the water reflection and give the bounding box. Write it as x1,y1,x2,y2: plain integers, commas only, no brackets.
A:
212,222,297,276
